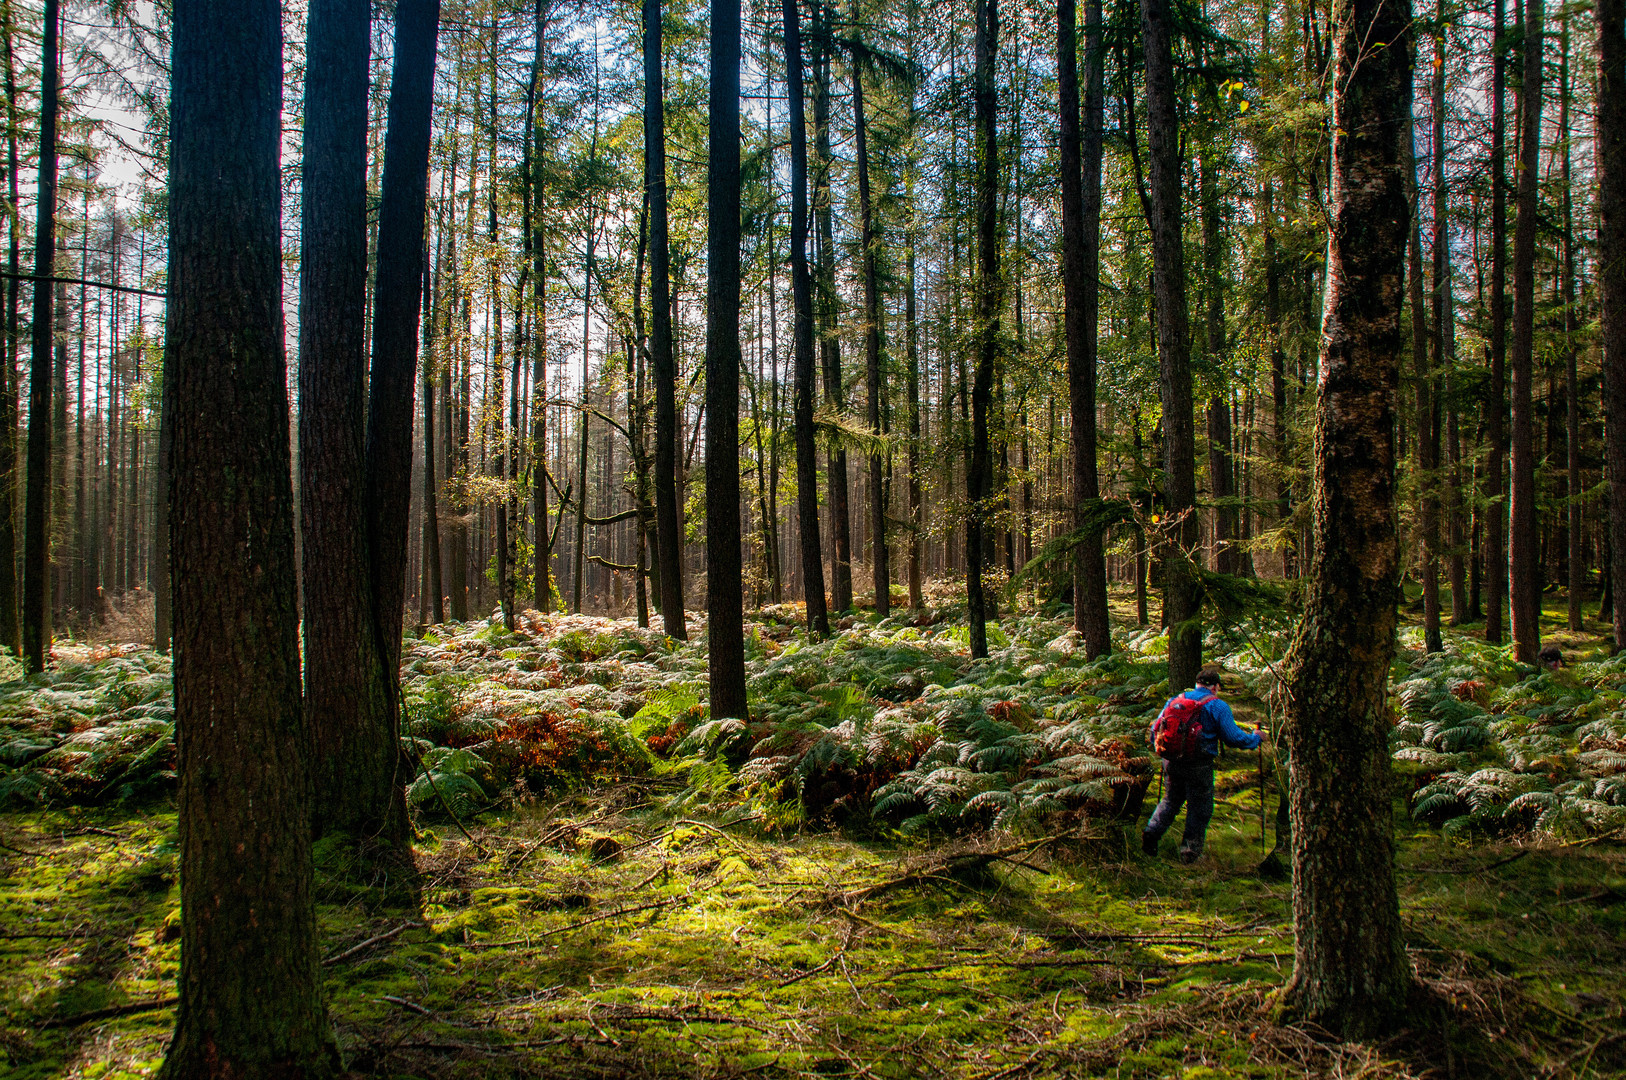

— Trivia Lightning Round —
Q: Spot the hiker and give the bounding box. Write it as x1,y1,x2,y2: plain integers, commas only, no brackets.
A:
1142,666,1264,864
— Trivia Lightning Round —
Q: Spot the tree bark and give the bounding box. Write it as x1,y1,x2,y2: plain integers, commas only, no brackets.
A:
1059,0,1110,657
1432,7,1465,627
966,0,1000,661
299,0,392,841
783,0,827,637
1603,0,1626,650
1508,0,1545,662
812,8,852,613
707,0,747,719
160,1,339,1074
1561,19,1581,631
1486,0,1507,644
1406,107,1441,653
529,0,553,613
645,0,686,638
1140,0,1201,689
0,4,20,657
21,0,57,673
1277,0,1414,1036
360,0,439,850
1201,148,1236,577
854,58,889,619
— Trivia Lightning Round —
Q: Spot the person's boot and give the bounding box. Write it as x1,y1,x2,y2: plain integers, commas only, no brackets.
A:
1141,831,1158,857
1178,846,1201,865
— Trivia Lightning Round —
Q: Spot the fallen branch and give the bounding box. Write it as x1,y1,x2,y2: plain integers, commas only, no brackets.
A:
834,835,1065,907
778,952,843,987
39,997,178,1029
462,896,682,950
323,921,420,966
1408,850,1528,875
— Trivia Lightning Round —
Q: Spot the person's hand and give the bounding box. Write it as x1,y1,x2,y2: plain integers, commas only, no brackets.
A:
1256,725,1269,736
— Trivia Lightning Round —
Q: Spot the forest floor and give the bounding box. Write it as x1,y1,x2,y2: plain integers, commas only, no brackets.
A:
2,587,1623,1078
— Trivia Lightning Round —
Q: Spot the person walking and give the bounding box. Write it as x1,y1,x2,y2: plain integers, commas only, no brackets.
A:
1142,666,1264,863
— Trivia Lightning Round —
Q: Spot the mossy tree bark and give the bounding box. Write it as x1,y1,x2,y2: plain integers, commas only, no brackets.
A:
161,1,339,1074
1278,0,1414,1037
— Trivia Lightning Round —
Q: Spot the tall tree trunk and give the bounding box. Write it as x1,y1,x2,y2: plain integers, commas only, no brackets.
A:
422,245,444,624
1486,0,1507,644
299,0,390,841
1059,0,1109,657
573,227,593,614
1278,0,1414,1036
1201,150,1236,577
967,0,1000,660
360,0,439,852
1407,108,1441,653
1508,0,1545,662
812,8,852,612
1604,0,1626,648
1433,5,1465,627
0,3,19,657
1562,18,1581,631
853,58,888,618
783,0,827,636
21,0,57,672
160,1,339,1074
529,0,553,613
645,0,686,637
1264,185,1294,578
1140,0,1201,689
707,0,746,719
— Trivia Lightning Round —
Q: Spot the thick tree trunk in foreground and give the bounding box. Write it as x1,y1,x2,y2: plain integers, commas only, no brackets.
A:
1508,0,1545,662
1140,0,1200,689
707,0,747,719
782,0,828,637
646,0,686,638
1604,0,1626,649
1059,0,1110,658
21,0,57,673
966,0,1000,661
359,0,440,852
1278,0,1414,1036
160,1,339,1074
299,0,391,840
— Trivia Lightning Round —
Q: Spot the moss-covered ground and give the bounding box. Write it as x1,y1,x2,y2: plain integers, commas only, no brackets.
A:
2,588,1623,1078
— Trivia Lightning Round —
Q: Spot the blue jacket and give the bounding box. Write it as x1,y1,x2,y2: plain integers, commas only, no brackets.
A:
1154,687,1262,758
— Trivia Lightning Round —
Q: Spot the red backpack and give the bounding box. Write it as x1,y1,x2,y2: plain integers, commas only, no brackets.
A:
1151,691,1217,760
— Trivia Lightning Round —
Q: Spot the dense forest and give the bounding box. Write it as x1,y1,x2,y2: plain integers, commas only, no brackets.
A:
0,0,1624,1076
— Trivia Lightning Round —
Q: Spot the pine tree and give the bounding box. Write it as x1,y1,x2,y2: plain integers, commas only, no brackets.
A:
1278,0,1414,1035
160,1,339,1072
